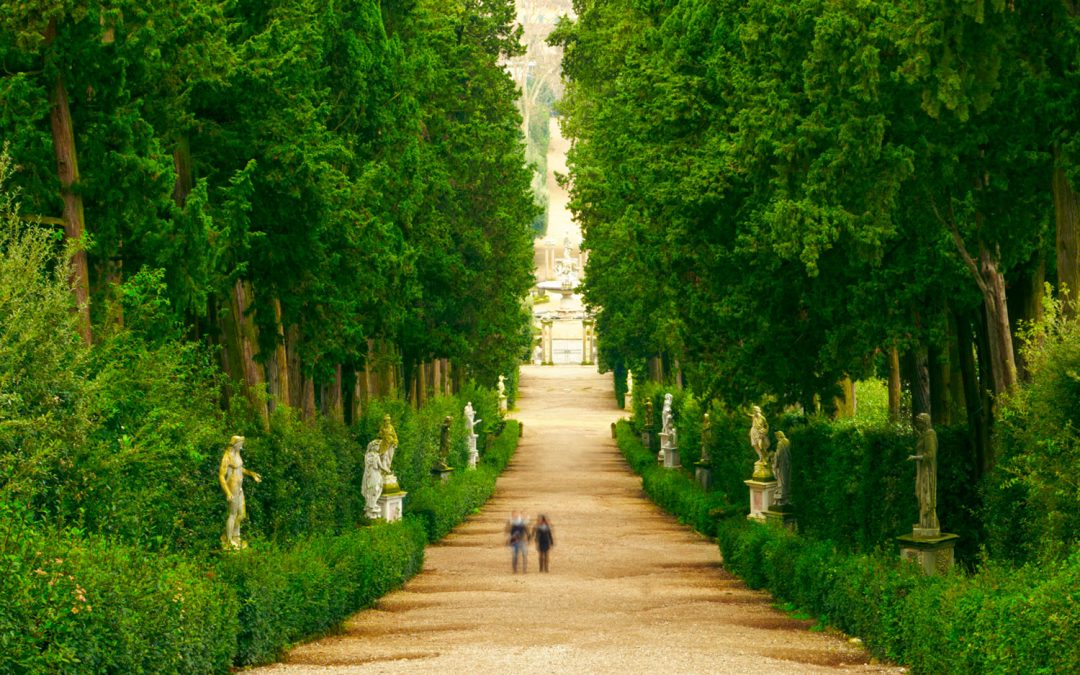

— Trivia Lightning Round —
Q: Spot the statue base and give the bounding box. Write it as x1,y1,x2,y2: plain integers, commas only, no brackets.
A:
662,447,680,469
896,531,959,576
467,450,479,470
764,503,798,531
641,430,652,450
745,479,778,522
377,491,407,522
695,464,711,490
498,396,508,414
432,464,454,483
751,459,775,481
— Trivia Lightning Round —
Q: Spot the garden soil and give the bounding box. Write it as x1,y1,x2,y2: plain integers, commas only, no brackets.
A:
257,365,904,674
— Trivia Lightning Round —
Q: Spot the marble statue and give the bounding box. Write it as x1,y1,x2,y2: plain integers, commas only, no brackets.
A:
218,435,261,549
661,393,674,436
439,415,453,465
749,405,773,480
749,406,770,462
465,401,482,468
362,439,384,519
772,431,792,505
700,412,712,464
377,414,400,492
908,413,940,533
497,375,508,412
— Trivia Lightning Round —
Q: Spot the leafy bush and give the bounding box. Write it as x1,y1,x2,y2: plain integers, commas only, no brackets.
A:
407,420,519,541
219,520,426,666
989,293,1080,563
0,501,237,674
717,519,1080,674
614,421,735,536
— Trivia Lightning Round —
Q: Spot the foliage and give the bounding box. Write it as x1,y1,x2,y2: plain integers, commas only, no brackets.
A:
718,519,1080,674
989,291,1080,562
0,502,237,674
615,421,736,536
219,520,427,667
408,420,519,541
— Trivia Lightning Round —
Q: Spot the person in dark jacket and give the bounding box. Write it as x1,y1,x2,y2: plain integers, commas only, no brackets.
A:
532,514,554,572
506,511,530,573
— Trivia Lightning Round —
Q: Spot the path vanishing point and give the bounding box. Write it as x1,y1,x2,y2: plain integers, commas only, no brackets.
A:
260,366,904,674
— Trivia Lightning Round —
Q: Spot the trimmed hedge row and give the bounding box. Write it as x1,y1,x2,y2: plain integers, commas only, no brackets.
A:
629,383,982,562
615,421,735,536
408,421,519,541
2,421,520,672
717,519,1078,674
220,521,427,666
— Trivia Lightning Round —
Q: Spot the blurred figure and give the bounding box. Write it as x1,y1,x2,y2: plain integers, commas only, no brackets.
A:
533,514,554,573
506,511,530,573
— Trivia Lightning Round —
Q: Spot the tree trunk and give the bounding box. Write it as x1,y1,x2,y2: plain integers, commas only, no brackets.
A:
909,345,931,426
928,338,950,426
228,279,268,429
975,304,998,472
1054,146,1080,316
320,364,343,422
286,323,303,409
888,345,902,423
48,65,92,345
978,242,1018,394
301,373,316,421
265,298,290,413
956,310,991,478
833,376,856,419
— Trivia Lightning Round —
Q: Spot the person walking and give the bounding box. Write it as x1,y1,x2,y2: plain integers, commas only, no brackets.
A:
506,511,530,573
533,514,554,573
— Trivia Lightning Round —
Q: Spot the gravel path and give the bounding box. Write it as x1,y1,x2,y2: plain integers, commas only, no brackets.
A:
258,366,902,674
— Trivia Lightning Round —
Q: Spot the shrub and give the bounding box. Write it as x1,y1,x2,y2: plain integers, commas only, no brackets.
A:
219,520,427,666
614,421,735,536
717,519,1080,674
0,501,237,674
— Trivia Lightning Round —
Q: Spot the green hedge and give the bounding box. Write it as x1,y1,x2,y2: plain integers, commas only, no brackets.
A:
219,520,427,666
717,519,1079,674
2,419,520,672
407,420,520,541
628,386,982,562
0,503,237,674
615,421,735,536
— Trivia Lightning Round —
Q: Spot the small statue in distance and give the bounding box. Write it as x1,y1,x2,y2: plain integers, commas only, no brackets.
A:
438,415,453,468
772,431,792,505
908,413,940,534
377,414,400,492
218,435,261,549
749,405,773,480
362,439,384,519
700,412,712,464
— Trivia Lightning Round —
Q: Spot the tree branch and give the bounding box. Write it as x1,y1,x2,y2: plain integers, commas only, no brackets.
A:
928,192,988,296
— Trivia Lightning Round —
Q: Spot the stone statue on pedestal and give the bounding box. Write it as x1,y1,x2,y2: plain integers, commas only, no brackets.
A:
439,415,452,466
700,412,712,464
908,413,940,534
219,435,261,549
465,401,482,468
749,405,773,479
661,393,674,435
772,431,791,505
362,439,384,519
497,375,508,413
377,415,400,492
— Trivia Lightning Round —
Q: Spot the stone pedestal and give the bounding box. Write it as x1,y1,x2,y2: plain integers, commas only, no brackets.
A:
896,531,959,575
467,433,479,469
432,465,454,483
764,504,798,531
745,479,778,522
662,446,680,468
695,464,711,490
641,430,652,450
377,491,406,522
498,394,508,414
